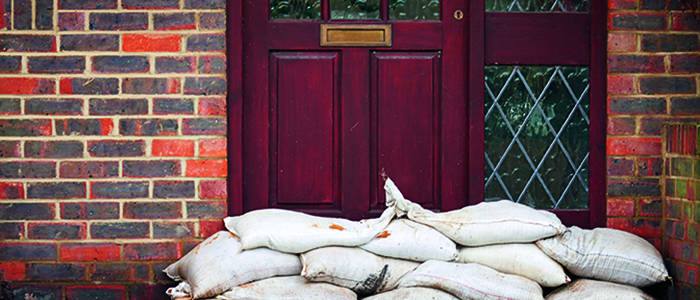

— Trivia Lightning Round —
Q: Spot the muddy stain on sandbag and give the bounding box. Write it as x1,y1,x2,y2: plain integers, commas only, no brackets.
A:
375,230,391,239
329,224,346,231
355,265,389,296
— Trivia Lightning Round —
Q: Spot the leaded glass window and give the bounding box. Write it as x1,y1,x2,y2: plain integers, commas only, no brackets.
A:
271,0,321,19
331,0,380,19
390,0,440,20
486,0,589,12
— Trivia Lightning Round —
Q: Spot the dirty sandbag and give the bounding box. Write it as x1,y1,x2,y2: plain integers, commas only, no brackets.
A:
399,260,544,300
301,246,420,296
360,219,458,262
213,276,357,300
407,200,565,246
363,287,459,300
545,279,655,300
457,243,570,287
164,231,302,299
536,226,669,287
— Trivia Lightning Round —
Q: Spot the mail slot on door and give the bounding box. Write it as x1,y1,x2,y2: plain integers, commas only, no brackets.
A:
320,24,392,47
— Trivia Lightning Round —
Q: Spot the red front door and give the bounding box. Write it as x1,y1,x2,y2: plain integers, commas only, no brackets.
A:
243,0,468,219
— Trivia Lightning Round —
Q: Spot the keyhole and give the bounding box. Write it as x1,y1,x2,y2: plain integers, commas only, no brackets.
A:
454,10,463,20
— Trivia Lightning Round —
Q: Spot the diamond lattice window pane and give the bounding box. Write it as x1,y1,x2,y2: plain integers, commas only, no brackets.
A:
485,0,589,12
484,65,590,209
331,0,380,19
271,0,321,19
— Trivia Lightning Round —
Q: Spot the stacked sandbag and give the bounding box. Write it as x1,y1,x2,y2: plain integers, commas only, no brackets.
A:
545,279,655,300
213,276,357,300
363,287,459,300
360,219,458,262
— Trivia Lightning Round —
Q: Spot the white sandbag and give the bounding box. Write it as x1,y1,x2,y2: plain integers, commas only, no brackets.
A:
360,219,458,262
301,246,420,296
399,260,544,300
406,200,565,246
363,287,459,300
164,231,302,299
546,279,655,300
214,276,357,300
536,226,670,287
456,243,570,287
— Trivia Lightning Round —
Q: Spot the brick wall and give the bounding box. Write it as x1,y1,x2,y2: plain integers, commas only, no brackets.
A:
606,0,700,254
0,0,227,298
662,123,699,299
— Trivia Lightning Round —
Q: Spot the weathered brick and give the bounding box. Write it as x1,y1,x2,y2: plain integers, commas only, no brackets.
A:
0,161,56,178
152,139,195,157
88,140,146,157
124,201,182,219
609,13,667,31
670,55,700,73
1,0,8,30
640,0,685,10
183,77,227,95
0,263,26,281
183,118,226,135
608,137,661,155
156,56,196,73
0,119,52,136
61,243,120,261
35,0,53,30
199,220,225,238
123,0,180,9
91,222,149,239
0,141,20,158
0,243,56,260
28,56,85,74
122,78,181,94
56,118,114,135
641,34,699,52
123,33,181,52
92,56,150,73
8,285,63,300
607,117,636,135
60,78,119,95
638,157,663,176
153,98,194,115
608,177,661,197
0,78,55,95
0,182,23,199
609,97,665,115
60,202,119,220
59,0,117,9
640,199,662,217
154,12,195,30
58,12,84,31
0,34,55,52
129,284,171,300
199,97,226,115
120,118,178,136
185,0,225,9
198,56,226,74
122,160,180,179
154,180,195,198
28,263,86,281
0,203,55,220
89,98,148,115
153,221,195,238
89,263,149,281
609,0,636,9
26,98,83,115
0,98,21,114
0,56,21,73
672,13,700,31
200,179,226,199
60,161,119,178
607,157,634,176
66,285,125,300
183,241,199,255
90,13,148,30
27,182,86,199
91,181,149,199
187,34,226,52
124,242,180,260
199,12,226,30
186,201,226,218
25,141,83,158
639,77,696,95
199,138,226,157
28,222,87,239
152,262,172,281
60,34,119,51
0,222,24,239
640,117,698,135
608,55,664,73
14,0,32,30
607,198,635,217
607,218,661,238
186,159,227,177
670,97,700,115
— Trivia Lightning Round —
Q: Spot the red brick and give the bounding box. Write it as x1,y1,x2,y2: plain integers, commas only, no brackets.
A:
198,97,226,115
199,220,225,238
607,137,662,155
607,198,635,217
0,243,57,260
66,285,125,300
608,54,665,73
89,263,149,282
638,157,663,176
186,159,227,177
60,243,120,261
606,218,661,237
672,13,700,31
607,76,635,95
670,55,700,73
639,76,696,95
200,179,226,199
56,118,114,136
0,141,21,157
123,34,181,52
199,138,226,157
186,201,226,219
640,117,699,135
28,222,87,240
607,117,636,135
640,199,662,217
153,221,195,238
608,0,636,9
608,97,666,115
60,161,120,178
608,13,667,31
0,182,24,199
607,157,634,176
608,33,636,52
123,242,180,260
152,139,195,157
123,201,181,219
0,78,55,95
60,202,119,220
608,177,661,197
0,262,25,281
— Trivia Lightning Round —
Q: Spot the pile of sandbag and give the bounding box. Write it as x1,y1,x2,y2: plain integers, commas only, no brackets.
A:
164,178,669,300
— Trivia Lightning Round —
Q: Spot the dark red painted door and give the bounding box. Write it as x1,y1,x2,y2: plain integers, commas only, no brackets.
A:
243,0,468,220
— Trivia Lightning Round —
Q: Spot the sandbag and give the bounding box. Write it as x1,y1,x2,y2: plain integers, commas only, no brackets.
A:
456,243,570,287
545,279,655,300
360,219,458,262
399,260,544,300
301,246,420,296
214,276,357,300
406,200,565,246
363,287,459,300
164,231,303,299
536,226,669,287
